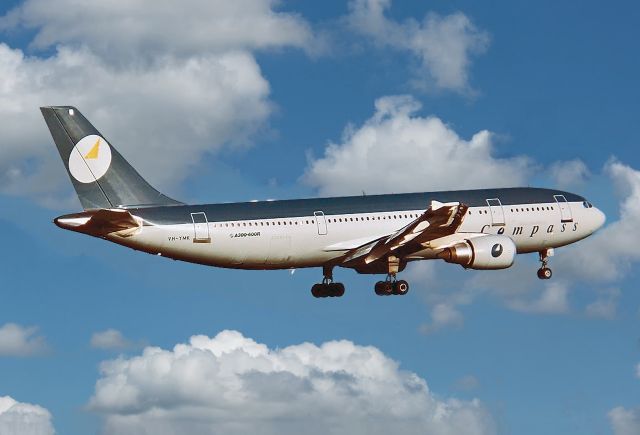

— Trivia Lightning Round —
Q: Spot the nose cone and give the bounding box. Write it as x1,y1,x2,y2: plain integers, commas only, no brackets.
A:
592,207,606,232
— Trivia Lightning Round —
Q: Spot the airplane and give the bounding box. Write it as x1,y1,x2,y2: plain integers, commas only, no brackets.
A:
41,106,606,298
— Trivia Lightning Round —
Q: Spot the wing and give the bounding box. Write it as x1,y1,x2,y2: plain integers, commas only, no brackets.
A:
339,201,469,269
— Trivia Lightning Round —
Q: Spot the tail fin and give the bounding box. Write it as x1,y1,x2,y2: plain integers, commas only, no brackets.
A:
40,106,182,210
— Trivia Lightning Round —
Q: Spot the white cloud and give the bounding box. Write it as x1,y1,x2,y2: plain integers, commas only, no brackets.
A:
454,375,480,391
0,43,271,199
346,0,489,92
0,396,54,435
0,0,319,202
558,161,640,282
1,0,315,61
304,95,531,196
91,329,135,351
419,303,464,334
585,288,620,319
506,282,570,314
548,159,590,189
609,407,640,435
89,330,495,435
0,323,47,357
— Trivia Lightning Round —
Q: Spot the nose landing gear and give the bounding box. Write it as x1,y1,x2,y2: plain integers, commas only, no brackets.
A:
311,265,345,298
537,248,554,280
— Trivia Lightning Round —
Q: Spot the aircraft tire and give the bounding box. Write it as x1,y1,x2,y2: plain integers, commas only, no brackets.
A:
394,280,409,295
311,284,324,298
537,267,552,280
332,283,345,297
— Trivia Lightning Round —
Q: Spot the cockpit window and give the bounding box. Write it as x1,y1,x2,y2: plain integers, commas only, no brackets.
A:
583,201,593,208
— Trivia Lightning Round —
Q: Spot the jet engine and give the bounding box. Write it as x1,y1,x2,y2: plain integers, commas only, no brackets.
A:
437,234,516,270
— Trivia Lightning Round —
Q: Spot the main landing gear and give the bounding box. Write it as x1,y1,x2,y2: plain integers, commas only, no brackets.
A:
374,255,409,296
537,248,553,280
374,277,409,296
311,266,345,298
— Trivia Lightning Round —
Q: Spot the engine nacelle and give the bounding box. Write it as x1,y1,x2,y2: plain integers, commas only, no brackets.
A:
437,235,516,270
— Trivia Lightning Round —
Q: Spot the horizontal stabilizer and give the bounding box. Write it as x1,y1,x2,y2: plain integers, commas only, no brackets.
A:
54,209,141,238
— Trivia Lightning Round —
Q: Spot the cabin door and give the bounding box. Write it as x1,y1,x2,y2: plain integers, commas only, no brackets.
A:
486,198,505,226
314,211,328,235
554,195,573,222
191,212,211,243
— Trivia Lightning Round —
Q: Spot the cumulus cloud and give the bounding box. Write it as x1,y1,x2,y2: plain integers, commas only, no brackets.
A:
91,329,136,351
0,323,47,357
584,288,620,319
0,0,316,60
0,43,271,197
304,95,531,196
346,0,489,92
0,396,54,435
558,161,640,282
0,0,317,201
506,282,570,314
454,375,480,391
419,303,464,334
548,159,590,189
89,330,495,435
609,407,640,435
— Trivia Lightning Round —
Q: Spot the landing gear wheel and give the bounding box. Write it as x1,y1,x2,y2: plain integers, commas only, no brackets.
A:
374,281,394,296
311,277,345,298
394,280,409,295
537,249,554,280
311,284,324,298
537,267,552,280
327,283,345,297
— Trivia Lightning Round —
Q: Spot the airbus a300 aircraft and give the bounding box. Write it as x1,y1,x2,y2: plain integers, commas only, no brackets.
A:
41,106,605,298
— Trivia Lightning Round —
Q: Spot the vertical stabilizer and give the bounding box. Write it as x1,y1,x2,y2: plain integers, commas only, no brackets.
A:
41,106,182,210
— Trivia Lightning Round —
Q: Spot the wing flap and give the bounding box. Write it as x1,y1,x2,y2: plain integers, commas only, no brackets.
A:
341,201,468,268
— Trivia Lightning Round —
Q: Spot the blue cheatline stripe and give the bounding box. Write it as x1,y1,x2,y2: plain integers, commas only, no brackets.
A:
129,187,585,225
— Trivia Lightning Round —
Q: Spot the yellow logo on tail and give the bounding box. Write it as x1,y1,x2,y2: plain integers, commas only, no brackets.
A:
69,135,112,183
84,138,101,159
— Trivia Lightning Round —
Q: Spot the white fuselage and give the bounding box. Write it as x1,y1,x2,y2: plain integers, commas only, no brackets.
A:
110,199,605,271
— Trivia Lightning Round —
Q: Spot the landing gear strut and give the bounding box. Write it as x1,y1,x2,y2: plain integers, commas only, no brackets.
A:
374,256,410,296
311,265,345,298
537,248,553,280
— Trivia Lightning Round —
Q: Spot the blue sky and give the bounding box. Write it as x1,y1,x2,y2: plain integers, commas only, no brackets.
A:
0,1,639,434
